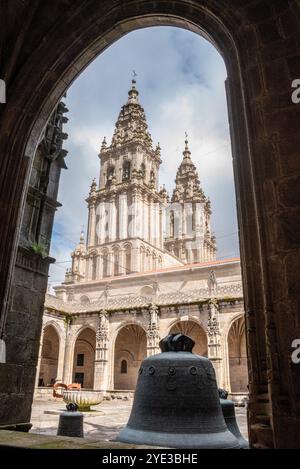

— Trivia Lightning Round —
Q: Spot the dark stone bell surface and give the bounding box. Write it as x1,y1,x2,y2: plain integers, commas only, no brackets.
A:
117,334,240,448
57,403,84,438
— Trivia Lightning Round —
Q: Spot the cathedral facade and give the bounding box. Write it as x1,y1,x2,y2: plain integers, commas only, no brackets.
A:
37,81,248,402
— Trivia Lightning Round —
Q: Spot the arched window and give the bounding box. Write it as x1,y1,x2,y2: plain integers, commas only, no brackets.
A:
122,161,131,181
140,163,146,179
102,252,108,278
192,205,196,232
125,245,131,274
140,246,145,271
170,210,175,238
80,296,90,305
113,248,120,276
146,249,151,270
107,165,115,185
150,170,155,184
121,359,127,374
92,255,97,280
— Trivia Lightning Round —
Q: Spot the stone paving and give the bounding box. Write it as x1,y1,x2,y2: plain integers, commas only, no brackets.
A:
30,398,249,443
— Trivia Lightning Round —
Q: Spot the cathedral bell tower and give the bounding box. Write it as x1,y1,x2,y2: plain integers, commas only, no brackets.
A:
77,80,182,281
164,137,216,263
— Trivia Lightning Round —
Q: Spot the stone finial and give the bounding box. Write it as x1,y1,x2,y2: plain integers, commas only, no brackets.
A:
183,133,191,159
90,178,97,194
79,227,85,245
127,78,139,104
101,137,107,151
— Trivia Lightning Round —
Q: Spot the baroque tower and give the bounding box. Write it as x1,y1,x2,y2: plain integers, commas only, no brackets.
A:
164,138,216,263
65,80,183,283
64,81,216,285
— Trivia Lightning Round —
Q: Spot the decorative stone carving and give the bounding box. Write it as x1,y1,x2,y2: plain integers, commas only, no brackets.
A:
96,310,109,362
146,304,160,356
207,299,221,359
208,270,218,296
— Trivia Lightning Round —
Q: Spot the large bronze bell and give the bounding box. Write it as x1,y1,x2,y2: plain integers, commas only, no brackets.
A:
117,333,241,448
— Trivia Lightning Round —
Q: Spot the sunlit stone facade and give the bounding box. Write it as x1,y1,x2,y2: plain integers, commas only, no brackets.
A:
37,82,247,401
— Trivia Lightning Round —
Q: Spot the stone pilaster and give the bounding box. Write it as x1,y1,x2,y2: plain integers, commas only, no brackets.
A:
146,304,160,357
34,327,45,389
94,310,109,391
62,319,74,385
207,299,222,386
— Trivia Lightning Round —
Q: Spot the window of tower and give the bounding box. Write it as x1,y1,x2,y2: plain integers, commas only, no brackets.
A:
140,163,146,180
113,249,120,276
102,252,109,278
192,206,196,233
150,170,155,184
122,161,131,181
125,246,131,274
107,165,115,185
121,359,128,374
92,255,97,280
170,211,175,238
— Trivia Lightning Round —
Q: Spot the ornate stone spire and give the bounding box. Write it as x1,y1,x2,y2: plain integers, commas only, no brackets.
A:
79,228,85,245
172,136,206,203
73,228,86,254
110,79,153,150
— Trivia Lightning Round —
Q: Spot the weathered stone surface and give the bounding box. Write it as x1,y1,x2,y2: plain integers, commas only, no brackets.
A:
0,364,23,394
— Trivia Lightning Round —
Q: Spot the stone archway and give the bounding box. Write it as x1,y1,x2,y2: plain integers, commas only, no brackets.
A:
114,324,147,390
38,325,59,387
170,320,208,356
228,317,248,393
0,1,299,448
72,328,96,389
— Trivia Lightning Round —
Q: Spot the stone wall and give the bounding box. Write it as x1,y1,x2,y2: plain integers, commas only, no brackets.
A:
0,101,68,429
0,248,51,428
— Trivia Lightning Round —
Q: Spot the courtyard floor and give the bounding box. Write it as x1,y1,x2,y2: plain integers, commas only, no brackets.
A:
30,398,249,443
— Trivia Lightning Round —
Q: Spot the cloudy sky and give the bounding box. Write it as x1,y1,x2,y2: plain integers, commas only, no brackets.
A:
48,26,240,290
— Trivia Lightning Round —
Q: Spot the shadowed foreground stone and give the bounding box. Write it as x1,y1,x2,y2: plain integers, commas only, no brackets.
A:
0,430,159,450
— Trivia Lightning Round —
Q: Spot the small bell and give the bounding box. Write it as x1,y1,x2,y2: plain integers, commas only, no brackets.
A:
57,403,84,438
219,389,249,449
117,333,241,448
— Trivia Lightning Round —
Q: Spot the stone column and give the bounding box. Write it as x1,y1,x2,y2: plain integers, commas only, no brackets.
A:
131,190,137,239
207,299,222,387
88,202,96,247
119,192,128,239
222,328,231,391
34,326,45,389
131,246,139,273
146,304,160,357
62,319,74,385
149,198,153,246
56,330,66,382
109,196,117,242
98,201,106,244
94,311,110,391
154,201,160,248
107,250,113,277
